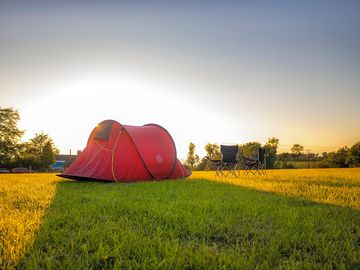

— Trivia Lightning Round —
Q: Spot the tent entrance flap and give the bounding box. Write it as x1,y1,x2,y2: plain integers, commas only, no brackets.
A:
94,120,113,141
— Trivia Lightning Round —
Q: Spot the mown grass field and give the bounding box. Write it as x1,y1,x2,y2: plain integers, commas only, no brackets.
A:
0,169,359,269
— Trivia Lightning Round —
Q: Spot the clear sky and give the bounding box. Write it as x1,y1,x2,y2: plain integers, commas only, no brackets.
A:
1,0,359,159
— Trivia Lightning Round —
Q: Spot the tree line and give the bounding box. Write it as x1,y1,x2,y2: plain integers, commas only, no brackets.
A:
0,107,58,171
184,139,360,170
276,143,360,169
317,143,360,168
184,138,279,170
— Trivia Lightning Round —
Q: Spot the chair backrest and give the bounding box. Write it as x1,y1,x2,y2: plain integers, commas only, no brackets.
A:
221,145,239,163
258,147,266,163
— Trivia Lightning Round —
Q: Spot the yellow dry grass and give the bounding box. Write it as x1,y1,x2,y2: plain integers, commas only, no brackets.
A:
190,168,360,210
0,173,60,269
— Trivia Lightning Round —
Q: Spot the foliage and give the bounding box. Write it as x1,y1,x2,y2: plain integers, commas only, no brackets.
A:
277,152,291,162
19,132,59,171
290,143,304,158
41,141,56,169
204,143,221,159
278,152,319,162
202,143,221,170
0,107,24,166
277,151,320,169
184,142,199,170
333,147,350,167
239,142,261,159
347,142,360,167
274,160,295,169
317,142,360,168
1,170,358,268
0,108,59,170
264,137,279,169
195,157,208,171
290,161,319,169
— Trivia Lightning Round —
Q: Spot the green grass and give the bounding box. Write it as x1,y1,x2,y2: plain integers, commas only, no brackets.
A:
1,170,359,269
287,161,318,169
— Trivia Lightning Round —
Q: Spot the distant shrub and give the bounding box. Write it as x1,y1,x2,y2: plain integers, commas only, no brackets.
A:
274,161,295,169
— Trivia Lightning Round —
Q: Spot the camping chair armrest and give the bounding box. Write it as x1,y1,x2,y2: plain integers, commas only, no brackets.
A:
241,156,258,165
205,156,222,164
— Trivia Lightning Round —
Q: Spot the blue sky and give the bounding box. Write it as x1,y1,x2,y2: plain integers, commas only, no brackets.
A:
1,0,359,158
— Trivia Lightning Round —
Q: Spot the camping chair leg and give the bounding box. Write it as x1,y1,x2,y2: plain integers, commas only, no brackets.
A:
243,161,259,176
232,165,240,177
215,164,222,177
243,165,250,176
234,167,240,177
220,164,239,178
257,164,265,175
229,164,239,177
223,164,231,177
218,164,227,178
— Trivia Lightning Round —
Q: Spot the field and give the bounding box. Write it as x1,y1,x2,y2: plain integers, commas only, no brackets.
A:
287,161,319,169
0,169,359,269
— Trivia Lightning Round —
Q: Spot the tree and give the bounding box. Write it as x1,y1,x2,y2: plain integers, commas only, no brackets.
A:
291,144,304,159
334,147,350,168
41,141,56,170
20,132,59,170
205,143,221,159
0,107,24,166
239,142,261,159
318,146,351,168
196,157,208,171
347,141,360,167
277,152,291,162
264,137,279,169
184,142,199,170
204,143,221,170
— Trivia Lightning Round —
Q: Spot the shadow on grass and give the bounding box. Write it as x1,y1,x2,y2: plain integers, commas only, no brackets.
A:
18,179,360,269
199,172,360,210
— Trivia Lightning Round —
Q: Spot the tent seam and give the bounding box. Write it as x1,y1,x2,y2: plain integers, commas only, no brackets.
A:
121,126,158,180
111,130,122,183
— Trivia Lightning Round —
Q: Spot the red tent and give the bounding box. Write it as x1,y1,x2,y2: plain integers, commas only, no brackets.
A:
59,120,191,182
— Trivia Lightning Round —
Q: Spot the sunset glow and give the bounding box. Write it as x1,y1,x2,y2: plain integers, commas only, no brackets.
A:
1,1,359,158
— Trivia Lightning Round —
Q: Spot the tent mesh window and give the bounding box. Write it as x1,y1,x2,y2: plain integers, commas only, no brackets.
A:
94,121,113,141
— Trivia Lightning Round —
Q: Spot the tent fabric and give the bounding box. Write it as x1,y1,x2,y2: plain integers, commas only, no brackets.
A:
59,120,191,182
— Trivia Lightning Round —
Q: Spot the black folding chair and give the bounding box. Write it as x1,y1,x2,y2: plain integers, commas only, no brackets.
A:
243,147,266,176
207,145,240,177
